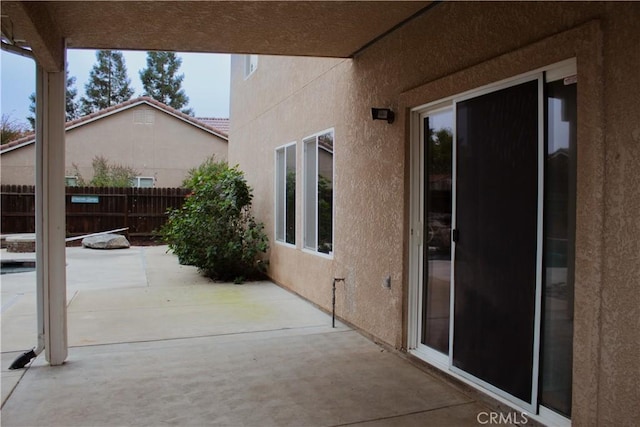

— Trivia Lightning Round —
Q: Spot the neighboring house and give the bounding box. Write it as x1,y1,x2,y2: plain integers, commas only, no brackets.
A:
1,97,228,187
229,3,639,426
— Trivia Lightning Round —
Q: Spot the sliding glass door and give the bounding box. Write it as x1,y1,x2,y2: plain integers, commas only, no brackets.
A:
540,78,576,418
453,78,541,406
411,61,577,419
421,109,453,355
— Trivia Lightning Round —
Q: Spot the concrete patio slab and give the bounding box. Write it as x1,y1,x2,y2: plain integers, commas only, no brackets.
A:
2,330,480,427
1,352,27,406
1,245,495,426
66,282,338,347
348,402,491,426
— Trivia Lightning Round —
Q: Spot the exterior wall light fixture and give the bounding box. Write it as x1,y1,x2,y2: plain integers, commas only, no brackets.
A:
371,108,395,124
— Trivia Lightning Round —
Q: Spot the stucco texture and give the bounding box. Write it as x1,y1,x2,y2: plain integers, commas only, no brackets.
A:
1,143,37,185
596,3,640,425
230,2,639,424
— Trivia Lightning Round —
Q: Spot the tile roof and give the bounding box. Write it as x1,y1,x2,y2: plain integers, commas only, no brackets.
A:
196,118,230,134
1,132,36,152
1,97,228,153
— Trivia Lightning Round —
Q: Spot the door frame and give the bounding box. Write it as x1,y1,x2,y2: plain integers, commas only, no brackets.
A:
407,58,577,417
408,101,454,371
450,73,544,413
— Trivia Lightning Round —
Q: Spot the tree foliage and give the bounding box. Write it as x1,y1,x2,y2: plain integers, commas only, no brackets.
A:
1,114,29,145
428,127,453,174
79,50,134,115
182,156,227,189
162,158,269,282
318,175,333,254
65,74,80,122
140,51,193,115
28,70,80,129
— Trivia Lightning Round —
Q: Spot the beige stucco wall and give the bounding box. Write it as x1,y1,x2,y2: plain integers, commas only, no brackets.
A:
230,2,638,424
1,143,37,185
233,54,408,349
230,55,351,325
1,104,227,187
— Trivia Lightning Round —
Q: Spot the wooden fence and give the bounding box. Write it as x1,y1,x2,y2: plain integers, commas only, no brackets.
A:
1,185,190,243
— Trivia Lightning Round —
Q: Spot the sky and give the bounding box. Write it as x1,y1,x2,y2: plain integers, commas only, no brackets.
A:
1,49,231,128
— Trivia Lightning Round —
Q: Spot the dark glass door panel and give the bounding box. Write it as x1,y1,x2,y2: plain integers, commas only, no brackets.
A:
454,79,539,403
540,79,576,417
422,110,453,353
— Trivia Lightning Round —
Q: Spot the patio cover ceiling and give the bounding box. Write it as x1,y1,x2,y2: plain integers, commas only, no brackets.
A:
1,1,433,71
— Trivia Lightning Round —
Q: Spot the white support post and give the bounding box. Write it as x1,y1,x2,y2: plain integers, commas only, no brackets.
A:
35,54,68,366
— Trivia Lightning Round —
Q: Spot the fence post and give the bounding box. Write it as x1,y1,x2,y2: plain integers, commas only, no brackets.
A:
124,188,129,240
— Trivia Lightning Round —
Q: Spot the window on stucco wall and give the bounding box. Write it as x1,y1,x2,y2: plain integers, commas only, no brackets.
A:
243,55,258,79
303,129,334,255
275,143,296,245
65,176,79,187
130,177,155,188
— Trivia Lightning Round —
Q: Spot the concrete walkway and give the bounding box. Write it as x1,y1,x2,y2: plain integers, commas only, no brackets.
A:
1,246,491,426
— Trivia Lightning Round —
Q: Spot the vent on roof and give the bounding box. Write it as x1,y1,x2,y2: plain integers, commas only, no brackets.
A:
134,109,155,124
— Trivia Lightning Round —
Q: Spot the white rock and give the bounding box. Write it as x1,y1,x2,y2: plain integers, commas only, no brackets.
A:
82,234,130,249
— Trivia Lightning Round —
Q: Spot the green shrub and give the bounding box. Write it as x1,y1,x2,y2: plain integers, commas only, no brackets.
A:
182,156,228,189
89,156,138,187
69,155,139,187
162,159,269,282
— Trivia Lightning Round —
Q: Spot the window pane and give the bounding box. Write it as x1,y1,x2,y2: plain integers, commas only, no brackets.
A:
275,148,286,242
244,55,258,78
138,178,154,188
541,79,576,417
285,144,296,244
454,79,539,404
304,138,317,250
422,109,453,354
317,132,333,254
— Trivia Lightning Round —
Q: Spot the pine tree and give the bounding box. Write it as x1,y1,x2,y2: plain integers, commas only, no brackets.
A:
65,74,80,121
140,51,193,115
27,70,80,129
79,50,134,115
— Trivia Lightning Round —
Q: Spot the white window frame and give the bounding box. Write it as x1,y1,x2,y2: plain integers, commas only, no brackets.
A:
303,128,334,258
275,142,297,247
65,176,79,187
244,55,258,79
130,176,155,188
408,102,455,373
